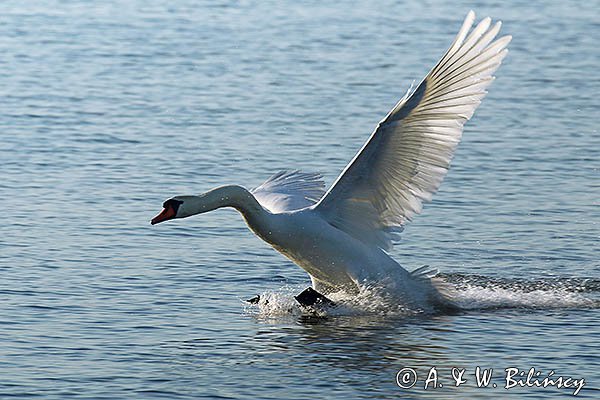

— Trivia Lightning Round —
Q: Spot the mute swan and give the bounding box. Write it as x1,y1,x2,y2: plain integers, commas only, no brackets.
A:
151,11,511,311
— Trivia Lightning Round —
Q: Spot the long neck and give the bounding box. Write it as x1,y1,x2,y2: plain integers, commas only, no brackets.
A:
177,185,277,245
218,185,264,219
186,185,268,225
213,186,274,240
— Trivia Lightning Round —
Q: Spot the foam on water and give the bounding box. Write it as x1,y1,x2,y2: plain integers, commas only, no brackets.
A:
245,284,423,319
452,285,597,310
246,275,600,319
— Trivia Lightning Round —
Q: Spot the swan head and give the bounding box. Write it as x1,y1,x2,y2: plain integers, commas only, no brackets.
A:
151,196,189,225
151,186,257,225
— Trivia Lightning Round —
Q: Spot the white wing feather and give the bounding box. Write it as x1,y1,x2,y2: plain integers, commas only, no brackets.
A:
315,11,511,250
252,170,326,213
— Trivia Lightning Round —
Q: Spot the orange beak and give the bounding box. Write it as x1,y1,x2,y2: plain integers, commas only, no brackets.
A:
151,205,176,225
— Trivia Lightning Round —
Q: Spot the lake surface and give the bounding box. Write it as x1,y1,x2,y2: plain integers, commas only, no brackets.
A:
1,1,599,398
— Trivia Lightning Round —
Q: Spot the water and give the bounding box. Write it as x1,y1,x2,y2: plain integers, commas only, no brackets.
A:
1,0,599,398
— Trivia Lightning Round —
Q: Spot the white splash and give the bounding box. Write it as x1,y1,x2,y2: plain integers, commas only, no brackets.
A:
244,277,599,319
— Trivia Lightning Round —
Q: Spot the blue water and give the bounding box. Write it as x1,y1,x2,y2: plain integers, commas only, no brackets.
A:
1,1,599,398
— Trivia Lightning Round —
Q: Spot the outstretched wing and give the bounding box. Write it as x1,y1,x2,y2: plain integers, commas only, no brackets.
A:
315,11,511,250
252,170,326,213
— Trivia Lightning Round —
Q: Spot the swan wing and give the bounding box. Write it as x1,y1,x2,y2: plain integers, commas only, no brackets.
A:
252,170,326,213
315,11,511,250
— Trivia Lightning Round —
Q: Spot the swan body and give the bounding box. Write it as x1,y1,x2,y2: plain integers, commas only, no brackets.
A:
152,11,511,311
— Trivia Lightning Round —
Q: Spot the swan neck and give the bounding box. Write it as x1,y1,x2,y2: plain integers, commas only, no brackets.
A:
226,186,264,217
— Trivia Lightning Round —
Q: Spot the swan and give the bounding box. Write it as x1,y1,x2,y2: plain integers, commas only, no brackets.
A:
151,11,511,311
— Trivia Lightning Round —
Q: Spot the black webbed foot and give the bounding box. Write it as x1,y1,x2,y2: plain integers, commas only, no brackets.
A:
294,287,336,308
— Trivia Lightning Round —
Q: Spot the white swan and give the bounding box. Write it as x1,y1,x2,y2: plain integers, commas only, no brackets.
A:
151,11,511,311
